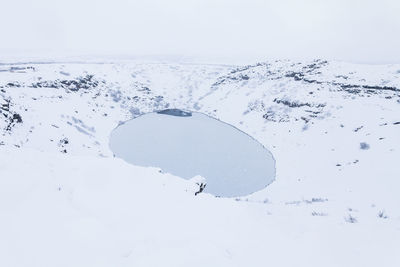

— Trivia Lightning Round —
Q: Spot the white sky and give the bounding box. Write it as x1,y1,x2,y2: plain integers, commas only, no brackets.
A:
1,0,400,63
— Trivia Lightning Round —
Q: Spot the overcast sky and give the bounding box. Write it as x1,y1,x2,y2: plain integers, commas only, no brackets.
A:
1,0,400,63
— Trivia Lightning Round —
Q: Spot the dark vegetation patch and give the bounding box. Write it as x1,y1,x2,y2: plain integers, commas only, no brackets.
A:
1,74,101,93
345,214,358,223
285,69,399,94
273,98,326,108
311,211,328,216
354,126,364,132
0,99,23,132
58,137,69,153
212,62,271,87
0,66,35,73
285,197,328,205
0,82,22,88
137,86,151,94
378,210,388,219
360,142,370,150
29,74,99,92
339,84,399,93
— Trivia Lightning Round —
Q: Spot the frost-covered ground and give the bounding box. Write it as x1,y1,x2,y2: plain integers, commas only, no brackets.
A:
0,59,399,266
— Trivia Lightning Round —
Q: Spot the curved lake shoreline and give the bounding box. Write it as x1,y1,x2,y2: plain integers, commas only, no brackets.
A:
110,110,276,197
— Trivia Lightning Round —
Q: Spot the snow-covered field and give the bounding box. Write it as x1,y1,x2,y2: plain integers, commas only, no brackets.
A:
1,59,399,266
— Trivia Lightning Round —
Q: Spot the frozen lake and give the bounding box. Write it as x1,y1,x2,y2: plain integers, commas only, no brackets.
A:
109,109,275,197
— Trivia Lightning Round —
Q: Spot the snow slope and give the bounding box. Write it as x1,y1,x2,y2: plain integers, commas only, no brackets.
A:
0,59,399,266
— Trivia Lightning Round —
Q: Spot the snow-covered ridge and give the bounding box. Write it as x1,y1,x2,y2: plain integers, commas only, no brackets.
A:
1,59,399,266
1,60,399,153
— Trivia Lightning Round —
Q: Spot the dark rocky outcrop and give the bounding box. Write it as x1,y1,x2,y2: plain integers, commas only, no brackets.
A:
157,109,192,117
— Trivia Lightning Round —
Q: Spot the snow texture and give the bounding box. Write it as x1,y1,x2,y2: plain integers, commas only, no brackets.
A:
0,59,399,266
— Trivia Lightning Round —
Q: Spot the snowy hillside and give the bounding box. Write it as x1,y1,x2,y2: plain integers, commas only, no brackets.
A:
1,59,399,266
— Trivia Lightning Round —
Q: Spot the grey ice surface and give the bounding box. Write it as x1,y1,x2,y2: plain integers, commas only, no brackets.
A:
110,111,275,197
